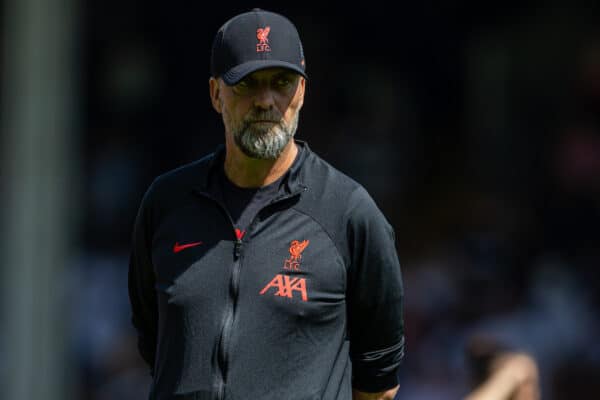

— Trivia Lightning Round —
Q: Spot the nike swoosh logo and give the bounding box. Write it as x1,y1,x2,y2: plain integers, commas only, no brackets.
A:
173,241,203,253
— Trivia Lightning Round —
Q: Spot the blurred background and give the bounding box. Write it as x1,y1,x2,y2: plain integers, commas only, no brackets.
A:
1,0,599,399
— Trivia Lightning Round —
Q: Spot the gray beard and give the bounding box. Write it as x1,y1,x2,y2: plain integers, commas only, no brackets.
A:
231,110,299,160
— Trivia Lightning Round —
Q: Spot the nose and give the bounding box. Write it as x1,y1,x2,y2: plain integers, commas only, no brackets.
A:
252,86,276,110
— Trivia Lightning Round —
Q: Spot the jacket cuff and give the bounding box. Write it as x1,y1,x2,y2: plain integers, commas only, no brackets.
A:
352,368,400,393
351,338,404,392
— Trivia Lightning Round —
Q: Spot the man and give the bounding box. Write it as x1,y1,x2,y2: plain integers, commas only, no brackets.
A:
128,8,404,400
463,335,540,400
464,352,539,400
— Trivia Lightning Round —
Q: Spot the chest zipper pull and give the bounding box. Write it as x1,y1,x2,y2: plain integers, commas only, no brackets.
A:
234,239,243,259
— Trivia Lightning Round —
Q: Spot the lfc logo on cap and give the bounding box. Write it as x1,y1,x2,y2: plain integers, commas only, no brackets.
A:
256,26,271,52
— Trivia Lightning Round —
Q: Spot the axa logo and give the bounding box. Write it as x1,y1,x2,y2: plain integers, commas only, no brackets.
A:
284,240,309,271
259,274,308,302
256,26,271,52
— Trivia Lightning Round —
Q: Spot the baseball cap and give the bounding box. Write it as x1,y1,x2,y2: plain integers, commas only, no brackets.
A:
210,8,307,85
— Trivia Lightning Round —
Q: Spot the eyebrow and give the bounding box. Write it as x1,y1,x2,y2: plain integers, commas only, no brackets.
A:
273,71,297,79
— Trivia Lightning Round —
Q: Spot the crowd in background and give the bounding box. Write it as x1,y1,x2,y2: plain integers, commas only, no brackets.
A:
68,1,600,399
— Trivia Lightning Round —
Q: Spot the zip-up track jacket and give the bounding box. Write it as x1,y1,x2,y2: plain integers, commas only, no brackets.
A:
129,141,405,400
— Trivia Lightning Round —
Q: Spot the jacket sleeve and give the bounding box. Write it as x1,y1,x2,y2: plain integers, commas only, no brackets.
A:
128,183,159,375
346,186,405,393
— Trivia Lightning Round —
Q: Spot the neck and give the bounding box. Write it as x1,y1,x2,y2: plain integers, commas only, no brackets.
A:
224,140,298,188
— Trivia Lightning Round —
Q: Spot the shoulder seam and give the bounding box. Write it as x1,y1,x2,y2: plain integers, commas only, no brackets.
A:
290,206,347,267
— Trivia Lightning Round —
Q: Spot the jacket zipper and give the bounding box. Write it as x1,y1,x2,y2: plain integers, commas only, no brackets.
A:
215,236,242,400
192,191,237,400
195,187,305,400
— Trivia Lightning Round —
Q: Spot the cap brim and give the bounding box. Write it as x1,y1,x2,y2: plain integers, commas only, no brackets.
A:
221,60,307,85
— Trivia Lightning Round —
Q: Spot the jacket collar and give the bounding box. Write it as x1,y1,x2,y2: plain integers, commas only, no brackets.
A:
194,139,310,195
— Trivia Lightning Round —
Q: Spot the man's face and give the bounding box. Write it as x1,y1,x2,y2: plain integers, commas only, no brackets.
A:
210,68,305,159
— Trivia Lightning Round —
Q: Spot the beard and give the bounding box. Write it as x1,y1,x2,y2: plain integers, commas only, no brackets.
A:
226,108,299,160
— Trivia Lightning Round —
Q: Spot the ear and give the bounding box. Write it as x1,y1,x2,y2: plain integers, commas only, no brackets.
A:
209,77,222,114
296,77,306,110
